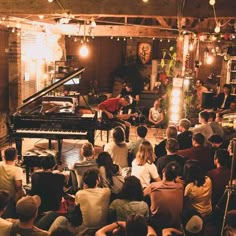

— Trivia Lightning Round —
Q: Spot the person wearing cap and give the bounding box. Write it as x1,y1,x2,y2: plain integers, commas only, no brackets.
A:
10,195,49,235
0,190,13,236
98,96,135,142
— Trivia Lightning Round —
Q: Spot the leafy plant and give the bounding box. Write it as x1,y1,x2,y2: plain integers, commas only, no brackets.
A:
160,46,177,76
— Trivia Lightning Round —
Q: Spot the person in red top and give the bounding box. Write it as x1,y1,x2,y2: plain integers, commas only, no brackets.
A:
98,96,135,142
207,149,231,208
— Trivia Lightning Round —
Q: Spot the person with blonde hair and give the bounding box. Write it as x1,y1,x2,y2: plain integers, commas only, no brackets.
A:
131,141,160,189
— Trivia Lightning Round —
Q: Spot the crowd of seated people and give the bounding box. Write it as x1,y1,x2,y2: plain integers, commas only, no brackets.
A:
0,82,236,236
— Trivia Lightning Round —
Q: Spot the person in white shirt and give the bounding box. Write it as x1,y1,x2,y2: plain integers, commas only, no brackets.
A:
75,168,111,236
131,141,160,189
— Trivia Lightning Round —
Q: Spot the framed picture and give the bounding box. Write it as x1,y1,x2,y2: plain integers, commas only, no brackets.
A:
137,42,152,64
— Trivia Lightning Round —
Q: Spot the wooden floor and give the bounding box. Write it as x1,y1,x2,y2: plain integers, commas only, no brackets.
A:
1,126,166,184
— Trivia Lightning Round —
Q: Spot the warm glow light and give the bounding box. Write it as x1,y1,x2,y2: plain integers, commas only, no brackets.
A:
142,0,149,2
206,55,214,64
79,45,89,57
209,0,215,5
48,0,54,2
170,106,180,113
214,23,221,33
183,79,190,87
39,15,44,19
189,43,194,51
172,89,181,97
170,113,180,122
172,98,181,105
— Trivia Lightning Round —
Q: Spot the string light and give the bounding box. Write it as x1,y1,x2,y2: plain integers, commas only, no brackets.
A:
79,44,89,57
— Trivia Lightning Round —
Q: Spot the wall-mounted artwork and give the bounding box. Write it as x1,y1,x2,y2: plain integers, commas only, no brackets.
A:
137,42,152,64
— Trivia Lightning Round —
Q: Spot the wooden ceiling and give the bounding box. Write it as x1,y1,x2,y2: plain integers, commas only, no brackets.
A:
0,0,235,37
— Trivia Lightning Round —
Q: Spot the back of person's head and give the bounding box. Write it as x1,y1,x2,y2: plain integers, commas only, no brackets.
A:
165,138,179,153
0,190,10,212
183,160,205,187
125,214,148,236
166,125,178,139
164,161,181,181
199,111,209,122
82,168,100,188
179,118,191,131
113,126,125,145
136,140,155,165
41,154,56,170
81,142,94,159
137,125,148,138
50,227,74,236
120,176,143,201
192,133,205,146
4,147,17,161
96,152,118,183
208,111,216,121
214,149,230,167
182,209,204,236
226,210,236,229
16,195,41,222
208,134,223,144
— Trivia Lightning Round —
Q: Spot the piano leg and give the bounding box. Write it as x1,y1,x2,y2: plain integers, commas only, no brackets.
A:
15,138,22,160
57,139,62,161
48,139,52,149
88,129,95,146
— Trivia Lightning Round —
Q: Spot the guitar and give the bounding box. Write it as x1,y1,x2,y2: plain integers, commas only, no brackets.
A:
101,111,139,121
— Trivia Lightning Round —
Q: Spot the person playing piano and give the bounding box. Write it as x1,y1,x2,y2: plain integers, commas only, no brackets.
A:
98,96,137,142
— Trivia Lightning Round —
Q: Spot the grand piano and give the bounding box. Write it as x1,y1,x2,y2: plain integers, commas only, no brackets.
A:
11,68,97,160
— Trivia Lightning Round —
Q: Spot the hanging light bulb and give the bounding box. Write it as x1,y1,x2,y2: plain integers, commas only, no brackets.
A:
48,0,54,2
214,22,221,33
79,44,89,57
189,43,194,51
90,18,96,28
209,0,215,5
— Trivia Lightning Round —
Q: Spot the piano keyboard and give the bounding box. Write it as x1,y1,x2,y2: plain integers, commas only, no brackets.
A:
15,129,87,136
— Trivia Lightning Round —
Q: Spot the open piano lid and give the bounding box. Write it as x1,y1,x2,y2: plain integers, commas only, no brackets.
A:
17,68,85,114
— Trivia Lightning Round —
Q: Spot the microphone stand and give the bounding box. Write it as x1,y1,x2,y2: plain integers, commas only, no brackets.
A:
220,138,236,236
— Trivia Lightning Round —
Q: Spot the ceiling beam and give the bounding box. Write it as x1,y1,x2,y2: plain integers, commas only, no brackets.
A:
0,0,235,18
156,17,170,28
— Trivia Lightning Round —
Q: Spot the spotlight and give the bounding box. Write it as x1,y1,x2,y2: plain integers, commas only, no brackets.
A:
214,23,221,33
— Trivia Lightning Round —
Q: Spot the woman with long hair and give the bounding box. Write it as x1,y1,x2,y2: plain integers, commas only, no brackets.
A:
183,160,212,217
96,152,124,196
131,141,160,189
104,126,128,168
109,176,149,221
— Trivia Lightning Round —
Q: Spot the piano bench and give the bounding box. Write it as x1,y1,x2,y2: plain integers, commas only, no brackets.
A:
23,149,57,184
96,121,113,143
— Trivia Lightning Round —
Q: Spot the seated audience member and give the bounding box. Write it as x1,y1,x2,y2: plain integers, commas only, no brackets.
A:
191,111,213,142
148,98,165,128
177,118,193,150
208,111,224,138
10,195,49,235
109,176,149,222
75,168,111,235
0,147,25,219
220,100,236,116
215,84,234,111
223,210,236,236
128,125,148,160
73,142,97,189
207,149,231,208
104,126,129,168
0,190,13,235
162,209,204,236
131,141,160,189
177,133,214,172
145,162,184,235
194,79,208,110
30,154,65,213
50,227,74,236
154,125,178,159
96,152,124,198
156,138,185,179
208,134,229,150
96,214,157,236
183,160,212,217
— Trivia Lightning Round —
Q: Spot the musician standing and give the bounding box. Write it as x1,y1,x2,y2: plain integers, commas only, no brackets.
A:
98,96,134,142
117,82,140,113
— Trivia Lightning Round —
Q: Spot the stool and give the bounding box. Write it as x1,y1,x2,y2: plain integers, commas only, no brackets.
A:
96,121,113,143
